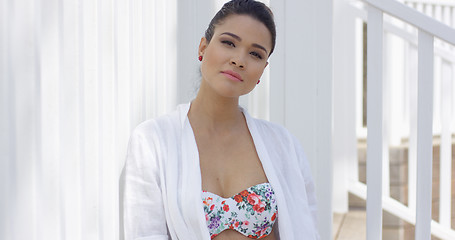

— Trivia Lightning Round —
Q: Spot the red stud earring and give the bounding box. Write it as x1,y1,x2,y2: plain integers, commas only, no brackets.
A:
257,80,260,84
198,56,203,61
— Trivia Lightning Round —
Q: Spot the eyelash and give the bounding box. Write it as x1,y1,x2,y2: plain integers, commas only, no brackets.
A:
250,52,263,59
221,40,263,60
221,40,235,47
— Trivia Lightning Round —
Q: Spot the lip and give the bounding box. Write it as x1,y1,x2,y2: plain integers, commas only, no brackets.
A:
221,70,243,82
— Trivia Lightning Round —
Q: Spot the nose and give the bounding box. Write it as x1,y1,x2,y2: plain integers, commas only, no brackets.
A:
230,56,245,69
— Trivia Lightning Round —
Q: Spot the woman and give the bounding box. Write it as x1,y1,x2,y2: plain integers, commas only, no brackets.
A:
123,0,319,239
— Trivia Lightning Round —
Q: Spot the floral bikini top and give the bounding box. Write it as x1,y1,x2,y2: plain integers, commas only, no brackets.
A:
202,183,278,239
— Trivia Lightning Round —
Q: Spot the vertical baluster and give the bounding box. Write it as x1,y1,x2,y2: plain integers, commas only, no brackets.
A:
407,31,418,214
354,18,365,140
405,1,414,9
408,0,425,219
415,29,434,240
452,6,455,29
434,4,442,21
366,6,383,240
353,17,363,180
433,2,453,233
453,63,455,137
416,2,424,15
439,59,453,229
442,5,451,28
424,3,433,18
452,7,455,135
401,2,414,217
433,5,442,135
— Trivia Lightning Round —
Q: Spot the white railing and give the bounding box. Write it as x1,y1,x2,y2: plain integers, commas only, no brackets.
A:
347,0,455,239
405,0,455,27
353,0,455,143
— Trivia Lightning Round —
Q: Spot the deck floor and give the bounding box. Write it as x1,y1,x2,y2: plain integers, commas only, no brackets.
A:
333,210,367,240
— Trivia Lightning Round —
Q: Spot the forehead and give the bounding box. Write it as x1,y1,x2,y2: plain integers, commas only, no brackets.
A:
214,14,272,52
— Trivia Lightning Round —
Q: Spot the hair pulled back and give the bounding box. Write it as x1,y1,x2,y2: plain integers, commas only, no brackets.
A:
205,0,276,56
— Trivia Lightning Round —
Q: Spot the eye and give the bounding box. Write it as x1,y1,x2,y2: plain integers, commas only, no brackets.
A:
250,51,263,59
221,40,235,47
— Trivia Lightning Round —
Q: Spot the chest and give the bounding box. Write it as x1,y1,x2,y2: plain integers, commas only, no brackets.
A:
194,128,269,198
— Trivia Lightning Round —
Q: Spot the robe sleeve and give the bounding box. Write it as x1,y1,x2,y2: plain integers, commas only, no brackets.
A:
292,136,320,239
123,127,169,240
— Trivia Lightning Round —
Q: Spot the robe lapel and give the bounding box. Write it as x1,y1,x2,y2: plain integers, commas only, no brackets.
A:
179,103,211,239
242,109,291,240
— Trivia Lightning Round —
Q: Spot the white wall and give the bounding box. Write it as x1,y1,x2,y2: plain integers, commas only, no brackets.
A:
269,0,333,239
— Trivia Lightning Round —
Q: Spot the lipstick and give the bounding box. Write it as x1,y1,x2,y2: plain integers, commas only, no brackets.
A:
221,70,242,82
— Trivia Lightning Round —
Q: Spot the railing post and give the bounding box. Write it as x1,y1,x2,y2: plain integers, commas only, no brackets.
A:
415,29,434,240
366,5,383,240
332,0,357,213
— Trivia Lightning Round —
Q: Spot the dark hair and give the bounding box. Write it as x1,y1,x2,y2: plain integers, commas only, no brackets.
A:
205,0,276,56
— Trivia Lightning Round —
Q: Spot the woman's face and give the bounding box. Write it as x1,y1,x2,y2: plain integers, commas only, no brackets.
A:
198,14,272,98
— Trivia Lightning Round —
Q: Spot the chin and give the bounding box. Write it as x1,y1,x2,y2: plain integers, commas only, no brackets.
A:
209,81,255,99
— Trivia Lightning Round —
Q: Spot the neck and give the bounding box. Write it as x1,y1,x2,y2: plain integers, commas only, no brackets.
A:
188,83,243,132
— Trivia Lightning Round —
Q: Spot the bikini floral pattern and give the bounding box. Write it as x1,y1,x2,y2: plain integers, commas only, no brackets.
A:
202,182,278,239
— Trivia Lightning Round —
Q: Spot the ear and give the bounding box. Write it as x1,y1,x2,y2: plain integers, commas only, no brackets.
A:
198,37,208,56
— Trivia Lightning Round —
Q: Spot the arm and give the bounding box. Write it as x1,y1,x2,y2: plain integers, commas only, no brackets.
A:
123,128,169,240
292,136,319,239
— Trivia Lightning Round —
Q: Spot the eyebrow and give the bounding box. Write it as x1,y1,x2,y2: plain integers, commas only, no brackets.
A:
220,32,268,55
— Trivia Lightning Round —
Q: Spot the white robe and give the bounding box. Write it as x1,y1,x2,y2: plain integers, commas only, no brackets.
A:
123,103,319,240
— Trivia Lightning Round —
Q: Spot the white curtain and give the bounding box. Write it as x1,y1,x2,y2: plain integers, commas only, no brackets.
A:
0,0,183,239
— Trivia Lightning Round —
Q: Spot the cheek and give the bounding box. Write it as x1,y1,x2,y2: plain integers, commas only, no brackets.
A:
201,51,217,73
205,44,221,58
201,53,218,73
250,63,266,78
